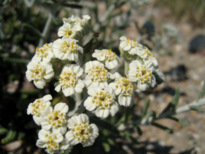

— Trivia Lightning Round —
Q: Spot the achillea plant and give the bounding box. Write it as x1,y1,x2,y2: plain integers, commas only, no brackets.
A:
26,14,205,154
25,15,164,153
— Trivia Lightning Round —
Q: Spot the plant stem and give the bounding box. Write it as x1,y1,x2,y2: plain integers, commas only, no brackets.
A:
124,60,129,76
93,4,115,31
38,12,53,47
138,97,205,125
69,93,82,116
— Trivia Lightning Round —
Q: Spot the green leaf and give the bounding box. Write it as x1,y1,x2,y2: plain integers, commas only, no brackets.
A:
102,142,110,152
152,122,173,134
159,88,180,116
91,117,119,135
115,114,126,126
107,138,115,145
171,88,180,107
21,89,41,94
0,127,8,135
167,116,187,127
197,80,205,101
136,125,143,136
1,130,17,144
145,111,156,120
190,106,204,113
159,103,174,116
142,98,150,117
17,132,25,140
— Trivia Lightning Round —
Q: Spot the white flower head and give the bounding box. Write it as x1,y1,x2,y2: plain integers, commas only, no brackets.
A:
128,60,156,92
119,36,138,55
36,129,70,154
55,64,84,96
66,114,99,147
58,23,80,39
63,15,91,28
84,87,119,118
109,77,133,107
84,61,110,89
139,48,158,68
53,38,83,62
33,43,54,63
92,49,119,70
27,94,52,125
41,103,69,134
26,59,54,89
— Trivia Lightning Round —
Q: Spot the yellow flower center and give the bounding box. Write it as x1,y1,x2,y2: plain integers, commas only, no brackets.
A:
62,40,78,53
48,111,66,128
88,65,108,82
93,91,114,109
30,64,46,81
31,99,46,116
136,65,152,84
45,135,59,150
60,71,77,88
126,39,137,48
116,77,133,96
36,43,52,58
101,49,116,61
65,29,73,37
72,123,91,142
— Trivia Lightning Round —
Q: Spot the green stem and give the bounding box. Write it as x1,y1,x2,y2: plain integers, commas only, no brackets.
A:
139,97,205,125
69,93,82,116
38,12,53,47
124,60,129,76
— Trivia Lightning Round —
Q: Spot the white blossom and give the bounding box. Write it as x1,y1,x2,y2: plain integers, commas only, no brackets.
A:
128,60,156,92
109,77,133,107
63,15,91,28
140,48,158,68
84,87,119,118
41,103,69,134
119,36,158,67
55,64,84,96
26,59,54,89
36,129,70,154
27,94,52,125
66,114,99,147
84,61,109,89
33,43,54,63
52,38,83,62
92,49,119,69
58,23,80,39
119,36,139,55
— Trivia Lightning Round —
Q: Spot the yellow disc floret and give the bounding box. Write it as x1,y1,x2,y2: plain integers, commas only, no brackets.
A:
60,71,77,88
30,64,46,81
88,65,108,82
100,49,117,61
48,111,67,128
116,77,133,96
126,39,137,48
93,91,114,109
30,99,46,116
36,43,52,58
136,65,152,84
72,123,91,142
62,40,78,53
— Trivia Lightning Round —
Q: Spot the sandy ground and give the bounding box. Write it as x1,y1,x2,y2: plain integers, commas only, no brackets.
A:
127,2,205,153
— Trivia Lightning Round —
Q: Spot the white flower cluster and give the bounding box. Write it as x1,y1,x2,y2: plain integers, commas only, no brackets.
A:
27,95,98,153
26,15,164,153
119,36,164,92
